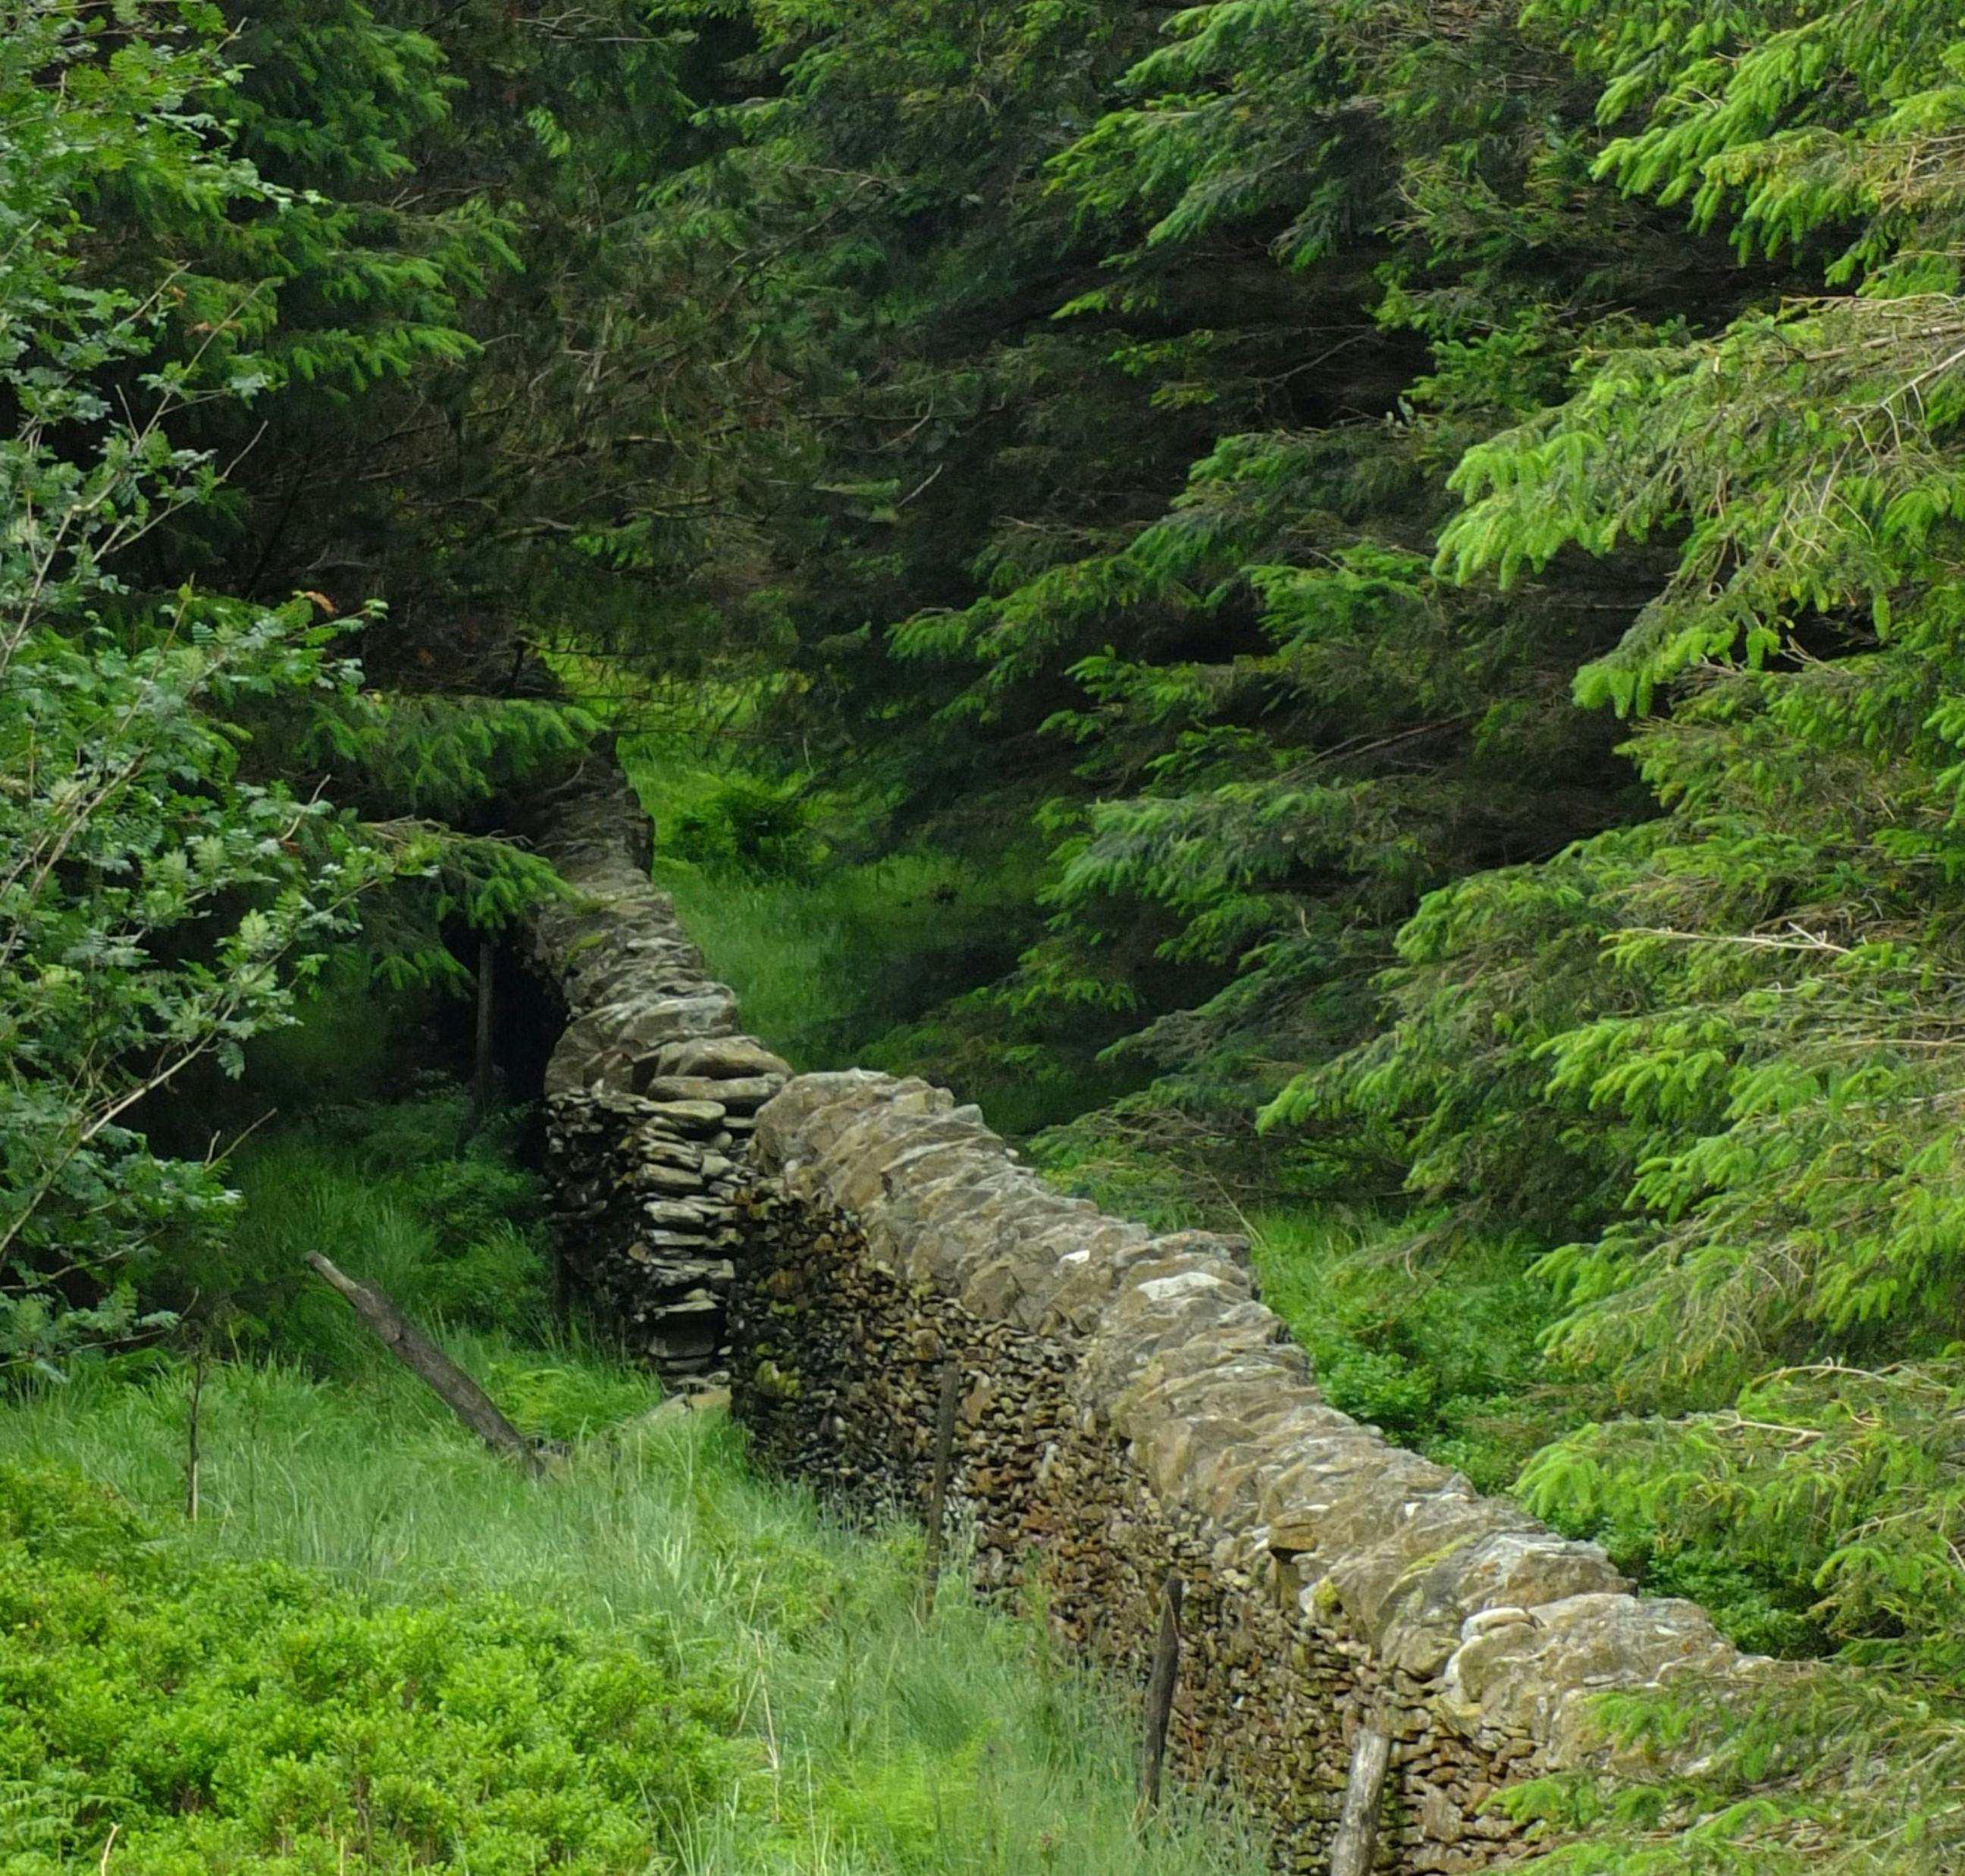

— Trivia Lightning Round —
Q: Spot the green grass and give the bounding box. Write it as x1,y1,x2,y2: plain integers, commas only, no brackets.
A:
650,849,989,1068
3,1364,1261,1876
618,735,1023,1067
152,1089,560,1380
0,1095,1265,1876
0,1453,735,1876
616,738,1136,1135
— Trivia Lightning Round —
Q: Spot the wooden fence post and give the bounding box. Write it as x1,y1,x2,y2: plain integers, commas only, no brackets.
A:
919,1356,962,1616
1328,1705,1393,1876
1136,1571,1185,1821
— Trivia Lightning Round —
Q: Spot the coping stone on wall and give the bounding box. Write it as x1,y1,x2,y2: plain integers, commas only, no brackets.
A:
747,1069,1744,1777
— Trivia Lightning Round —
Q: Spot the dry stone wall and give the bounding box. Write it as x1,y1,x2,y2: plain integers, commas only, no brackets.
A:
522,761,1758,1869
519,759,788,1382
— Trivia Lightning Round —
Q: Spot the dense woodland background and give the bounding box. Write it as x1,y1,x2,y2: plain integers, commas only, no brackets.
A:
10,0,1965,1867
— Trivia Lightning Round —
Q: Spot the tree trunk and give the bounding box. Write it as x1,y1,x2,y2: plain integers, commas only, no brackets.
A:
472,939,496,1124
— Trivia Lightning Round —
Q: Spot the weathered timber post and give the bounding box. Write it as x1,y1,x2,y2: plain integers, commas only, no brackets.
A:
184,1336,206,1522
1136,1571,1185,1821
1328,1708,1393,1876
306,1251,545,1476
919,1357,962,1616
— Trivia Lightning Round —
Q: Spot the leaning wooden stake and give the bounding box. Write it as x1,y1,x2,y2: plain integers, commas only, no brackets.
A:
1328,1708,1393,1876
919,1357,962,1617
1136,1571,1185,1822
306,1252,544,1476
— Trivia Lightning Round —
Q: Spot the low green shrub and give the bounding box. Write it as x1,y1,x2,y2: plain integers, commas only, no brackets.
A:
1238,1210,1556,1494
669,772,826,875
0,1461,741,1876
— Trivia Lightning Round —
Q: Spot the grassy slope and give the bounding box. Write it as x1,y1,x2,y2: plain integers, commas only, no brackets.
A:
0,1095,1265,1876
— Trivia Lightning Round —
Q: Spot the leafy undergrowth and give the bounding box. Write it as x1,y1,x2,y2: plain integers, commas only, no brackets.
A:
1240,1208,1557,1496
0,1097,1263,1876
0,1460,735,1876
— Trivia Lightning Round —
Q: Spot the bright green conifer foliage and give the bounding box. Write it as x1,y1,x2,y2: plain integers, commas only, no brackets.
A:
17,0,1965,1861
600,5,1965,1859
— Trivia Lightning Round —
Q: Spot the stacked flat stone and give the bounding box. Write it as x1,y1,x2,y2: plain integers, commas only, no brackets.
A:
519,761,790,1383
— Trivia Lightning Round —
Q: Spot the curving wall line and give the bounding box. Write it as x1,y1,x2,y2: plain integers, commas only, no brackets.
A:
521,759,1763,1872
